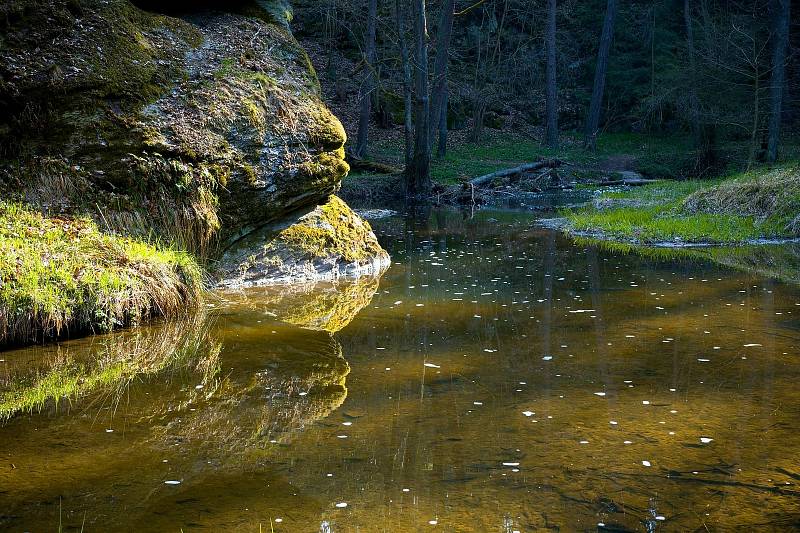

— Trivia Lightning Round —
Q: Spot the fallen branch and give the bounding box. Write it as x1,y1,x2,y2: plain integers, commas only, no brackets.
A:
469,159,562,187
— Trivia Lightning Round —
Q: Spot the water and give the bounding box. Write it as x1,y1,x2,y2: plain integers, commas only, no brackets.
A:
2,208,800,531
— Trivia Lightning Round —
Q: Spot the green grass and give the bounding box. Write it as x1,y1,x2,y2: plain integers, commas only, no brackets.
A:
564,165,800,244
0,202,204,346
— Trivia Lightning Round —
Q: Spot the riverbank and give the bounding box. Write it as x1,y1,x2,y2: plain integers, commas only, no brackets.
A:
0,202,203,347
561,165,800,245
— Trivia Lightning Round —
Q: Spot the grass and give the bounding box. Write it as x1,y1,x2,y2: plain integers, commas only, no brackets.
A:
0,202,204,346
564,165,800,244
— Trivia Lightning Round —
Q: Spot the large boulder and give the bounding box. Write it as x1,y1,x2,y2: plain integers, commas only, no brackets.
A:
0,0,385,277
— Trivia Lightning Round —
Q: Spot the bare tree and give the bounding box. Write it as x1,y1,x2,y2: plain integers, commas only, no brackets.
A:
583,0,617,150
430,0,455,157
354,0,378,158
396,0,414,168
407,0,432,196
767,0,791,162
544,0,559,149
684,0,702,157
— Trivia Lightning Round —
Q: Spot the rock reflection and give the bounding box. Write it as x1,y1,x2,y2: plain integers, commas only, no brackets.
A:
0,277,382,531
220,275,382,333
152,330,349,452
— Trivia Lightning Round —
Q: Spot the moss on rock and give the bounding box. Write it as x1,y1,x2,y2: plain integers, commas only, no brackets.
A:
216,195,390,287
1,0,350,255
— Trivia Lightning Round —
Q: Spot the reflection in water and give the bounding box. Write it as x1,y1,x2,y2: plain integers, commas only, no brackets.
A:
3,209,800,531
220,276,382,333
0,279,376,531
0,312,219,420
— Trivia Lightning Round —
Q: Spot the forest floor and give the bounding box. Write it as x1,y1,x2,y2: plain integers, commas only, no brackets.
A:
0,202,202,347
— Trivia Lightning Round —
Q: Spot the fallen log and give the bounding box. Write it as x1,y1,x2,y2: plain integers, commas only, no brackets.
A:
345,153,403,174
469,159,562,187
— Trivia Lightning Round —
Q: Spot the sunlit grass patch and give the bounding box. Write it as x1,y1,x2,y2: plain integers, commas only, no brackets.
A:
568,206,773,243
0,202,203,346
564,166,800,244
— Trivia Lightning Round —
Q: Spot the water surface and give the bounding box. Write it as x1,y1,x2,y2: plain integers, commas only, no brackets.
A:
2,208,800,531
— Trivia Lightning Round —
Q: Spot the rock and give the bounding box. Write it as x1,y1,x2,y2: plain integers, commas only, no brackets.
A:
216,195,390,287
0,0,387,282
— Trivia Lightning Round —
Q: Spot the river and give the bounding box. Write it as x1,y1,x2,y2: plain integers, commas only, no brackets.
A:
1,207,799,531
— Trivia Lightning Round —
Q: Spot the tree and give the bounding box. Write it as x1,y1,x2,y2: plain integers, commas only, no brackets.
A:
684,0,702,158
430,0,455,157
584,0,617,150
407,0,432,196
396,0,414,169
544,0,558,149
767,0,791,162
354,0,378,158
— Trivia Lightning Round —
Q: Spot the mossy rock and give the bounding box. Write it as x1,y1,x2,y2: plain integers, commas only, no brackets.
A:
1,0,350,257
216,195,390,287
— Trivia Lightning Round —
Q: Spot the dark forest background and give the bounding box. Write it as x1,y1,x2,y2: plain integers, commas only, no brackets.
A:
290,0,798,190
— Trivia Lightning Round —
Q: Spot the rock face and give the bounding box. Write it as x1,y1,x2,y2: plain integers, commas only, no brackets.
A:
0,0,386,280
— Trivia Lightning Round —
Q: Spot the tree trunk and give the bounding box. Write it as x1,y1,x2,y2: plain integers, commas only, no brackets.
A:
544,0,559,149
407,0,432,196
354,0,378,158
430,0,455,146
583,0,617,151
748,61,761,170
396,0,414,169
684,0,702,160
767,0,791,163
437,89,448,158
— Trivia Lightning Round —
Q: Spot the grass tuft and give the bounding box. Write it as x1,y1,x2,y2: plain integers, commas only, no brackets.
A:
0,202,203,346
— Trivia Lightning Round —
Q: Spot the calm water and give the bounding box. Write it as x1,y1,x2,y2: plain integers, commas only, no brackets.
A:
2,208,800,531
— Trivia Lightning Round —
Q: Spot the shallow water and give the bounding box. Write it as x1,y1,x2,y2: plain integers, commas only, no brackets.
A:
2,208,800,531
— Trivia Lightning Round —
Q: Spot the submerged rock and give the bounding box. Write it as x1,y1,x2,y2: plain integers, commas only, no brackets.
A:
216,195,390,287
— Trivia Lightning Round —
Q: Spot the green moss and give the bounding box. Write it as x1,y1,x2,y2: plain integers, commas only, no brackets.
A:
272,196,380,263
0,202,203,346
214,57,238,80
241,163,259,186
307,107,348,151
297,150,350,188
242,98,266,133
